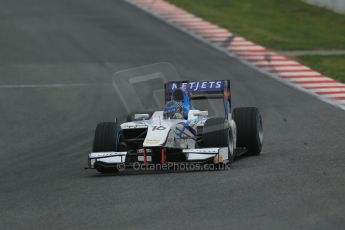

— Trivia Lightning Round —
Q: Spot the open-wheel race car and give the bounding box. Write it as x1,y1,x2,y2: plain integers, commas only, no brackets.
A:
88,80,263,173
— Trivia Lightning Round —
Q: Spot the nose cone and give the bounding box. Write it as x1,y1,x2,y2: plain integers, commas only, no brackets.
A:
143,122,171,147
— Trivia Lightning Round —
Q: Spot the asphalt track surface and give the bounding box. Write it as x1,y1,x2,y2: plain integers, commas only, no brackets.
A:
1,0,345,229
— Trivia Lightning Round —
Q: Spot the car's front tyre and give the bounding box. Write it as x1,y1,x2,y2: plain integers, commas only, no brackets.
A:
92,122,120,173
202,117,234,164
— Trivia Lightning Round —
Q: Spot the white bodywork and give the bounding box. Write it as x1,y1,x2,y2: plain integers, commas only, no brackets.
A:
89,110,236,168
120,110,212,149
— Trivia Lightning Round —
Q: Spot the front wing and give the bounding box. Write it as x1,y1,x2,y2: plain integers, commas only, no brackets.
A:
88,147,229,169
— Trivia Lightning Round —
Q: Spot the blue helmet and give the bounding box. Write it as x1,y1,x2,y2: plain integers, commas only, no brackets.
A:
164,88,192,119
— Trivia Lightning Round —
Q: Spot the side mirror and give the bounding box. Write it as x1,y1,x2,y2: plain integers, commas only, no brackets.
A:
194,111,208,117
134,114,150,120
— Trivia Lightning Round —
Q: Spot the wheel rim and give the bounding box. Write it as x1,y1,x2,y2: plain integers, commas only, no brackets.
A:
257,114,263,144
228,129,234,158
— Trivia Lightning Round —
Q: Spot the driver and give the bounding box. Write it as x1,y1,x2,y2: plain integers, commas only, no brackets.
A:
164,88,191,119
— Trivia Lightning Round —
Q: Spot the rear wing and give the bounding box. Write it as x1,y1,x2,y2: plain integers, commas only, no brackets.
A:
164,80,231,119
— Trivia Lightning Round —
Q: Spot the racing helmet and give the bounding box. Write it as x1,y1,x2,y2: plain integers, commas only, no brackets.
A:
164,88,192,119
172,88,184,101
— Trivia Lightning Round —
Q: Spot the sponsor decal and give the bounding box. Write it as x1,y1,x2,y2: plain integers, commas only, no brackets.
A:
144,139,161,144
89,152,126,158
175,120,197,139
170,81,224,92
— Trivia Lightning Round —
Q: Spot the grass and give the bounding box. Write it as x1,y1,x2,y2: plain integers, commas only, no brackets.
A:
296,56,345,82
167,0,345,50
166,0,345,82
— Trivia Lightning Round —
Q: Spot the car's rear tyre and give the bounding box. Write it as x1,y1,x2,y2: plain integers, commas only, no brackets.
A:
93,122,120,173
202,117,233,163
233,107,263,155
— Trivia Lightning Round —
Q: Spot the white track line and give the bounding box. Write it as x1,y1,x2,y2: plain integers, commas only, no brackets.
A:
253,61,300,65
323,94,345,98
277,72,322,76
283,77,331,82
264,66,310,71
300,83,345,87
0,83,93,88
242,56,286,60
309,88,345,92
228,46,266,51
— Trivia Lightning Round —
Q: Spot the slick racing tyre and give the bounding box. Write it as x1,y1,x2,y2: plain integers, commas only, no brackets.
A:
93,122,120,173
202,117,234,163
232,107,263,155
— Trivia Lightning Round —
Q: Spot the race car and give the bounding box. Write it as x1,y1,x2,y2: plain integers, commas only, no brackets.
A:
88,80,263,173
